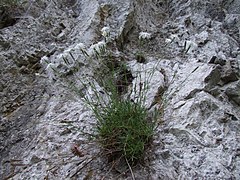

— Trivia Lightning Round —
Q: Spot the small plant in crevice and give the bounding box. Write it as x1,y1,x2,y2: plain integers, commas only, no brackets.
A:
42,28,159,175
96,54,134,96
77,50,156,165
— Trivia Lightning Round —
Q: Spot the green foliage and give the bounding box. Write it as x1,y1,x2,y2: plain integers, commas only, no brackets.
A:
97,98,154,163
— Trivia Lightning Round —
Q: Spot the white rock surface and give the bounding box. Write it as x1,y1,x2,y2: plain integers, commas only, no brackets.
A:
0,0,239,179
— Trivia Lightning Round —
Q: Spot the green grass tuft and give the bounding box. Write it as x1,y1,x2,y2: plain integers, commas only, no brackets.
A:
97,98,154,164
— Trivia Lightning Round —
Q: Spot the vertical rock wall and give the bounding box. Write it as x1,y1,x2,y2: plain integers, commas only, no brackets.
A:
0,0,239,179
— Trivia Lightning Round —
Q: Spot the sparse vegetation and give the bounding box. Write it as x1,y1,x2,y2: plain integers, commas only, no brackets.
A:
77,51,156,164
97,97,154,163
46,30,159,173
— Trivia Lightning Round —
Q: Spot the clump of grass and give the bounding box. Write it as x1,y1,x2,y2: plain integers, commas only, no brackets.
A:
97,98,154,163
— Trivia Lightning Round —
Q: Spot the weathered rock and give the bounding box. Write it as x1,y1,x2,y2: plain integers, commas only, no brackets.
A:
0,0,240,179
220,60,240,84
205,2,226,22
208,56,226,66
225,80,240,105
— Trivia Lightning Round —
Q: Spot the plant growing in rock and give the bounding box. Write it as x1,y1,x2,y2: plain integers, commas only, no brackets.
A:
42,29,158,174
97,95,154,163
77,46,156,165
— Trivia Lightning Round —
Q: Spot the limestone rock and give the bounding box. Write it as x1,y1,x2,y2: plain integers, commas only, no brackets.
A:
225,80,240,105
220,60,240,84
0,0,240,179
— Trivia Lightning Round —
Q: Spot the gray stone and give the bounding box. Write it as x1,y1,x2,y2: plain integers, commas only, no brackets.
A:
221,62,239,84
208,56,226,66
0,0,240,179
225,80,240,105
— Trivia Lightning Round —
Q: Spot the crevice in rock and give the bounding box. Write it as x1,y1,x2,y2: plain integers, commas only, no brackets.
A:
0,7,18,29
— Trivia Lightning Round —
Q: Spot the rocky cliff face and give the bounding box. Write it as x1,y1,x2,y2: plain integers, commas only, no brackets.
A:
0,0,239,179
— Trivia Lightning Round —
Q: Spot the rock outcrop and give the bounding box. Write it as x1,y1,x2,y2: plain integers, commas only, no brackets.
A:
0,0,239,179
